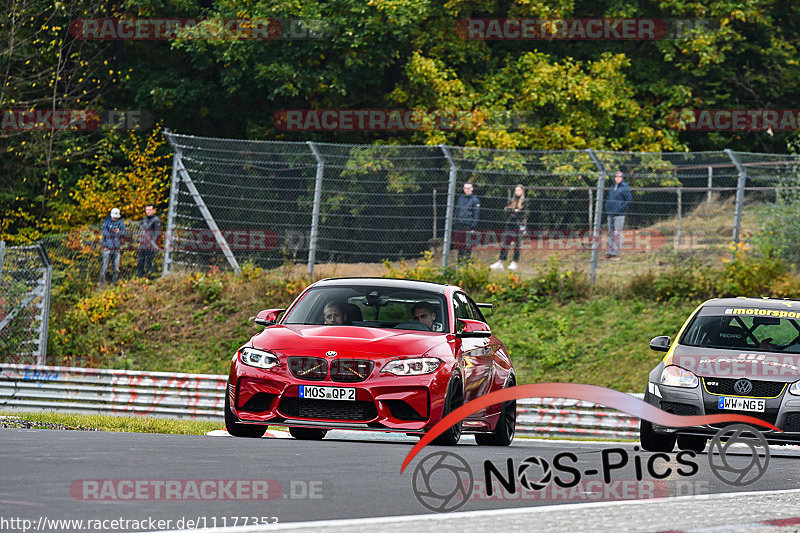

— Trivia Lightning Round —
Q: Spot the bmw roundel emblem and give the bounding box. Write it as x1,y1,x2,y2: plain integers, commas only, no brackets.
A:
734,379,753,395
326,351,337,357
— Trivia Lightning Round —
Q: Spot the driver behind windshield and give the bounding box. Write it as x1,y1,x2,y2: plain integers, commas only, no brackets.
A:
323,301,348,325
411,301,443,332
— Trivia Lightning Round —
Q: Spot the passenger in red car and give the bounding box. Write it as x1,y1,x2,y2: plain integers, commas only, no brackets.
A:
323,302,348,325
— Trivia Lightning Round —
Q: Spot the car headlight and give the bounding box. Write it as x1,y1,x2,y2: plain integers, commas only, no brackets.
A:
659,365,699,388
790,381,800,396
381,357,442,376
240,347,280,369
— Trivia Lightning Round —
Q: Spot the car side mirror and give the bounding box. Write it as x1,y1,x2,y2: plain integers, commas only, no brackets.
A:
254,308,285,326
457,318,492,338
649,335,671,352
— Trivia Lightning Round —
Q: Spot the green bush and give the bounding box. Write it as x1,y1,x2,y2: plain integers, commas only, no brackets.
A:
629,253,799,302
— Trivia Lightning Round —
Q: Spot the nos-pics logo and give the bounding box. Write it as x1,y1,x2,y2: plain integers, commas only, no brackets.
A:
411,424,770,513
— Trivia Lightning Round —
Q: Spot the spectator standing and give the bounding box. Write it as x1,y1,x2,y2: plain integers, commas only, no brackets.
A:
136,204,161,278
453,182,480,262
490,184,528,271
604,170,631,260
99,208,125,285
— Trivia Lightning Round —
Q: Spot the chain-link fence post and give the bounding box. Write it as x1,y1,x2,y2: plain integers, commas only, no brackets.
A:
307,141,325,277
0,240,4,277
676,188,682,247
586,149,607,284
439,145,457,268
707,166,713,205
725,149,747,260
161,151,181,277
36,243,51,365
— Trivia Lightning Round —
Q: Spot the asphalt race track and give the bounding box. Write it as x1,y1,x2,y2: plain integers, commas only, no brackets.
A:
2,428,800,532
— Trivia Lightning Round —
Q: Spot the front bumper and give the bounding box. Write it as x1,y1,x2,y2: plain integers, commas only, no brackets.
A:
227,358,452,432
645,380,800,443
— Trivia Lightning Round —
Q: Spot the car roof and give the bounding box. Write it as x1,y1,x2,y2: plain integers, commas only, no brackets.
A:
311,277,452,295
702,297,800,310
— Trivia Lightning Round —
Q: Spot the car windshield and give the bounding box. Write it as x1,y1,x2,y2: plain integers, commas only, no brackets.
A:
681,307,800,353
282,285,449,333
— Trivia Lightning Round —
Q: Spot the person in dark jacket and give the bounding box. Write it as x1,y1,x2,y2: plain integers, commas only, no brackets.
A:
136,204,162,277
490,184,528,271
453,182,480,262
99,207,126,285
604,170,632,260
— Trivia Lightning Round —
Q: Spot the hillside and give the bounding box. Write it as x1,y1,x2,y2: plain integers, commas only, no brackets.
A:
45,252,793,392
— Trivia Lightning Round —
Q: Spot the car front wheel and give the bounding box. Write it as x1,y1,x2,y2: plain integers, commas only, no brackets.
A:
225,390,268,438
432,378,463,445
640,419,676,452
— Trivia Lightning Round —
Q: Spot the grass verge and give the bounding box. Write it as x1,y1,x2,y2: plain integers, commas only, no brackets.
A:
0,411,223,435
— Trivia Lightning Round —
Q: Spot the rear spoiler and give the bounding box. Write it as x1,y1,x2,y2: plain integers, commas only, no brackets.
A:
476,302,493,309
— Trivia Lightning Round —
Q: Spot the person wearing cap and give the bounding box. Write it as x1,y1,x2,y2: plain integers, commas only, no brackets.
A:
99,207,126,285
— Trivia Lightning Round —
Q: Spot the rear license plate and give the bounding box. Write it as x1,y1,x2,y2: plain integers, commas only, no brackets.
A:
299,385,355,401
718,397,765,412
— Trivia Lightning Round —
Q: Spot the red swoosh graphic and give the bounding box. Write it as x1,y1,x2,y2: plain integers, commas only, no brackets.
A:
400,383,781,473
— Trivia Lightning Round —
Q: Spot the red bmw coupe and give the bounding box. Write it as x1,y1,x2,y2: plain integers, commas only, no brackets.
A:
225,278,516,445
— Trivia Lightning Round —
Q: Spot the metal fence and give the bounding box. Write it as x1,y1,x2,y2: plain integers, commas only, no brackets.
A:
0,364,641,439
0,243,52,363
0,364,226,420
161,133,800,282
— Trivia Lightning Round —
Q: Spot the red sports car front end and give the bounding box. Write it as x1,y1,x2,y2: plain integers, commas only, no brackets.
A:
224,278,516,445
228,325,455,433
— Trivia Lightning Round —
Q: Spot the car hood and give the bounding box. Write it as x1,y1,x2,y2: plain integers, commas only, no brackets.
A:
667,345,800,380
249,324,450,358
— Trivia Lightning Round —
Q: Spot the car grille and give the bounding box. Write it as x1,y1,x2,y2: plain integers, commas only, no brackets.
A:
386,400,426,421
278,397,378,421
288,357,328,381
659,401,698,416
783,413,800,432
703,378,786,398
329,359,374,383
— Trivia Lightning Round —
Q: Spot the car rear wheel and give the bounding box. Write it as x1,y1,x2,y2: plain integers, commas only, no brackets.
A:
225,390,268,438
640,419,676,452
432,378,463,446
677,435,707,453
476,381,516,446
289,427,328,440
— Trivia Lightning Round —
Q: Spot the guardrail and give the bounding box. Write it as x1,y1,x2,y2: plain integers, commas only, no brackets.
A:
0,365,642,439
0,364,226,420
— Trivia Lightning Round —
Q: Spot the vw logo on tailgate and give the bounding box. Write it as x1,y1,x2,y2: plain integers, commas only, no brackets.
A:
734,379,753,395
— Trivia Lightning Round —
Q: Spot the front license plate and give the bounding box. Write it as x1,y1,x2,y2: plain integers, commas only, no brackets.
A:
299,385,355,401
718,397,765,412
